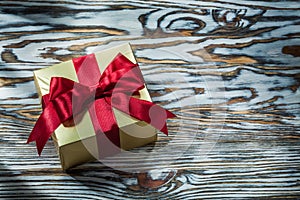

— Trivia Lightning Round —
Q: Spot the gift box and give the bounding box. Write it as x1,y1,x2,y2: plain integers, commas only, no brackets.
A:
28,43,175,170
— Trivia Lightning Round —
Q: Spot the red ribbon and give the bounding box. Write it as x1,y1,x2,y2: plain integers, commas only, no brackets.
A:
27,53,176,155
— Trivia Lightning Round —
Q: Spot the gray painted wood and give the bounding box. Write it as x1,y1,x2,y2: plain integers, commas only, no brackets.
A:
0,0,299,199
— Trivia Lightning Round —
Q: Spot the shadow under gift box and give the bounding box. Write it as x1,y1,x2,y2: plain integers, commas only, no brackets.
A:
33,43,157,170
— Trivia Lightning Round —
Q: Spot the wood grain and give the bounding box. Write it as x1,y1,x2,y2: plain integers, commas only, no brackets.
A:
0,0,300,199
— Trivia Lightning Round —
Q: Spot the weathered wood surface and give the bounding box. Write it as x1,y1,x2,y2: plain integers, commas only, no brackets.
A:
0,0,300,199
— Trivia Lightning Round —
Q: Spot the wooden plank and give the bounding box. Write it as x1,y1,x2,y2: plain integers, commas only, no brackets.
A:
0,0,299,199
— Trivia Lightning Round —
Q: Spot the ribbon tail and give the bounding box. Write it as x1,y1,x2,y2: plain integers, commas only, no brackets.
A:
151,107,176,136
27,103,62,156
147,106,176,136
112,94,176,135
132,99,175,135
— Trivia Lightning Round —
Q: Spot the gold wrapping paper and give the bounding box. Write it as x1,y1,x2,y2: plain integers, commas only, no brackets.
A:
33,43,156,170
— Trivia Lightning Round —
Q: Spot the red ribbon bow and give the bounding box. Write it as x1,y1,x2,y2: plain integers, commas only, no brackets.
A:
27,53,176,155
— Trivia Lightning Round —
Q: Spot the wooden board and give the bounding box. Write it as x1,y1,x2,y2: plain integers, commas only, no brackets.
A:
0,0,300,199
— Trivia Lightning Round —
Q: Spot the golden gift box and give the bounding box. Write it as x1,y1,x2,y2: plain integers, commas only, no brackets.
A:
30,43,165,170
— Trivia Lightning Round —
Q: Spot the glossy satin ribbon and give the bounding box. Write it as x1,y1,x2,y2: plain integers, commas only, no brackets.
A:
27,53,176,155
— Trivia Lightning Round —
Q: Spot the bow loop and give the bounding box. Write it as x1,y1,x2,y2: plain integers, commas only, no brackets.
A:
98,53,144,96
49,77,75,100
